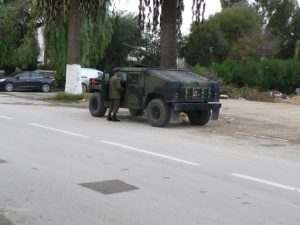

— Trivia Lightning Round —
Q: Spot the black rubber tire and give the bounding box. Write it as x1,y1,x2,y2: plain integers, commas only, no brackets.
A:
188,110,211,126
4,82,14,92
89,92,107,117
146,98,171,127
41,83,51,92
129,108,144,116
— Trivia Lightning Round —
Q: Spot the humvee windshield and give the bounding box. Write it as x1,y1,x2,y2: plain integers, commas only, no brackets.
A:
149,70,208,83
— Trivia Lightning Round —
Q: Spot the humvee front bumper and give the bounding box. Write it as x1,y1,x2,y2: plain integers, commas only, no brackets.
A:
171,102,222,120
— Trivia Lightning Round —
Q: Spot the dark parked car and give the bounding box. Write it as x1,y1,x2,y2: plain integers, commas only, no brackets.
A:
0,71,55,92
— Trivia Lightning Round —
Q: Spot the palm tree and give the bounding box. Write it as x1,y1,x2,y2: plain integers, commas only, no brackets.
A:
37,0,109,94
139,0,206,68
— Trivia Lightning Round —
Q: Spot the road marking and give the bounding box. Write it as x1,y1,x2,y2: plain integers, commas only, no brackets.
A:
101,140,200,166
235,132,289,142
231,173,300,193
28,123,88,138
0,115,13,120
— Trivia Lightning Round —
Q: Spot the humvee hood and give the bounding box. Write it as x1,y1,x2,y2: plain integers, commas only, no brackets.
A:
148,69,210,87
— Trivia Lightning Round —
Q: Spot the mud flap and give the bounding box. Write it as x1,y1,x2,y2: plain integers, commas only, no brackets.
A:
211,103,221,120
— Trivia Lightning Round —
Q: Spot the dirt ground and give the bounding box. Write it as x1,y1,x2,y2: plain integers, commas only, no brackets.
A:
202,99,300,144
1,92,300,144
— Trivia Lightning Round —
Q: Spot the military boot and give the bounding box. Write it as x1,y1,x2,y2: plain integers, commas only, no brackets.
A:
112,115,120,122
107,112,112,121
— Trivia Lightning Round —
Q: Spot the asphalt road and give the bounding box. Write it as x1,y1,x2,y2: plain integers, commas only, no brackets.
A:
0,99,300,225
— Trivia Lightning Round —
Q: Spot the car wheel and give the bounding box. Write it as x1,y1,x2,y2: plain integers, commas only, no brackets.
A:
146,98,170,127
4,83,14,92
89,92,107,117
129,108,144,116
187,110,211,126
82,83,87,93
41,83,51,92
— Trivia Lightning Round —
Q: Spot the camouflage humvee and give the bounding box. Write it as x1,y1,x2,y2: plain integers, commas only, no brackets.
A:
88,67,221,127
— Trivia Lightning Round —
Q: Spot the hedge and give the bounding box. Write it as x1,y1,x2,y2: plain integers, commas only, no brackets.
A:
210,59,300,94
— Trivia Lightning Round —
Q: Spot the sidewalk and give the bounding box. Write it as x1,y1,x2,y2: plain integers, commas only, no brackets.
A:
0,91,88,107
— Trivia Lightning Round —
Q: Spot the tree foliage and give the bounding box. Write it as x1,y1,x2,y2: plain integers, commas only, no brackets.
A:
252,0,300,58
37,0,110,23
138,0,206,68
99,13,142,69
220,0,246,8
185,19,229,66
185,4,276,66
0,0,39,74
44,12,113,86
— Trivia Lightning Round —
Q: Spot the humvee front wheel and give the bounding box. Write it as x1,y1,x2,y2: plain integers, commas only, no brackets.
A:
89,92,107,117
129,109,144,116
147,99,170,127
187,110,211,126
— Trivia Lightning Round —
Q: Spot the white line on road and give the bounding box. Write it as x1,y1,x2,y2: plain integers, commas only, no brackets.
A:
231,173,300,193
28,123,88,138
101,140,200,166
0,115,13,120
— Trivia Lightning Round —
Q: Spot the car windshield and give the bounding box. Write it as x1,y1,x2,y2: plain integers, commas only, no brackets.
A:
150,70,208,82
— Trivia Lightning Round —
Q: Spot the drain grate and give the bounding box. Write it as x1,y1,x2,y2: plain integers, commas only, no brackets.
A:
79,180,139,195
0,159,7,164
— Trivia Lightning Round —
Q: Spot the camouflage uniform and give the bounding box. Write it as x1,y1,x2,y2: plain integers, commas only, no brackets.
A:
108,72,124,121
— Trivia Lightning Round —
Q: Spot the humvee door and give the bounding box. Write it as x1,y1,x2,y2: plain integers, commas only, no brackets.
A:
126,71,145,109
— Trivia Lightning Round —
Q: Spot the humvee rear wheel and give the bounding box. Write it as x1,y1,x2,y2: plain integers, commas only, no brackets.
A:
147,99,170,127
129,109,144,116
187,110,211,126
89,92,107,117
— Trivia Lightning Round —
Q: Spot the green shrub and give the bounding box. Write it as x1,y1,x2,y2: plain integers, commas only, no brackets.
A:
212,59,300,94
191,64,220,81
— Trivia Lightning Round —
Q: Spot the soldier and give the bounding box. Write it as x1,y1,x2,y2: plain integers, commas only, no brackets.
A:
107,69,124,122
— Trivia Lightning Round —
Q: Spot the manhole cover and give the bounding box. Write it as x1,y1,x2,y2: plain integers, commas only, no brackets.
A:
0,159,7,164
79,180,139,195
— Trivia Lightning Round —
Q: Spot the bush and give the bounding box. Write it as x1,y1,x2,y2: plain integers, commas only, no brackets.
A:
191,64,220,81
212,59,300,94
220,85,274,102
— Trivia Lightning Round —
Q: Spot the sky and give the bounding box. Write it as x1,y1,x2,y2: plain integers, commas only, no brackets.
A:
114,0,222,34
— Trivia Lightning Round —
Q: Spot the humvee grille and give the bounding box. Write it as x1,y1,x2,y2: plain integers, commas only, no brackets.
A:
185,87,210,102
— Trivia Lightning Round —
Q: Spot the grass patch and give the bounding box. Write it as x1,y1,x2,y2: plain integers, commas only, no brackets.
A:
48,92,91,103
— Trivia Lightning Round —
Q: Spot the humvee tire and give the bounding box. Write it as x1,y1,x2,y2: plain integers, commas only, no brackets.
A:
129,109,144,116
147,99,171,127
188,110,211,126
89,92,107,117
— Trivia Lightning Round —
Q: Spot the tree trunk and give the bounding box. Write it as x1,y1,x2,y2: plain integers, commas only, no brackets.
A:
65,0,82,94
160,0,177,68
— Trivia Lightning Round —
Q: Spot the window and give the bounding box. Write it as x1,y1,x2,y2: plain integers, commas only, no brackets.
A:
129,73,140,85
31,72,44,79
18,72,31,79
120,72,127,81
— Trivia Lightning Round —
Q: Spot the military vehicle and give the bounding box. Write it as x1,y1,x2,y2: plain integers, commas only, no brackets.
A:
88,67,221,127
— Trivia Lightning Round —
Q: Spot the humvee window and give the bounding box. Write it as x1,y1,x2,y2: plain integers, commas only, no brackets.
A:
128,73,140,85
